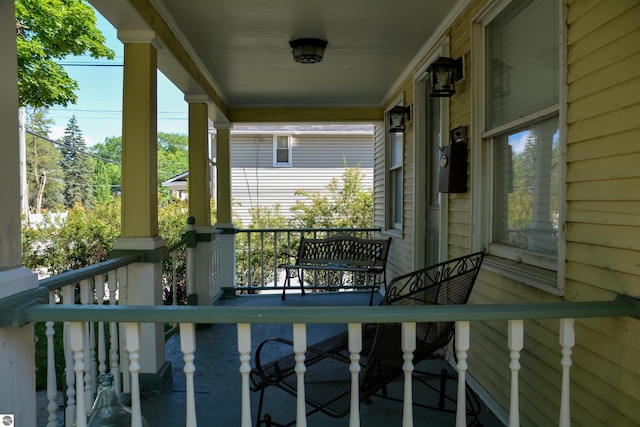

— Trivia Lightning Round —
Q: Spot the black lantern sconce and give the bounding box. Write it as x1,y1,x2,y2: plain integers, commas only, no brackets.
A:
387,105,411,133
427,56,464,97
289,38,328,64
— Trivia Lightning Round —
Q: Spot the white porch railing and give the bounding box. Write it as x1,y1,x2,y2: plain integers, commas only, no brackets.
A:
20,296,639,427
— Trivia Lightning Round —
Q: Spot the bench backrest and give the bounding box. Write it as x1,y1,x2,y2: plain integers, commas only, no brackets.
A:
295,235,392,269
359,251,484,400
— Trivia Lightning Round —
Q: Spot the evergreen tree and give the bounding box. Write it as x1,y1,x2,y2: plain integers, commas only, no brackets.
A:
60,116,94,208
25,107,64,212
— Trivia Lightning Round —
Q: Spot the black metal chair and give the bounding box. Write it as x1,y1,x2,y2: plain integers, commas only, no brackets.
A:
250,251,485,427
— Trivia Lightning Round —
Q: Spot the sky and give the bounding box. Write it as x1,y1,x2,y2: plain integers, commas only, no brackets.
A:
47,10,189,146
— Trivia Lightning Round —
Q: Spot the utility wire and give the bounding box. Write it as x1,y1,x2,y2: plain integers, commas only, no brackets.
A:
26,129,120,165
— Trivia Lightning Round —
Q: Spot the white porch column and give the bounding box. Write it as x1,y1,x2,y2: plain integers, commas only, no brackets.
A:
0,2,38,424
114,31,168,386
214,123,236,288
186,95,215,304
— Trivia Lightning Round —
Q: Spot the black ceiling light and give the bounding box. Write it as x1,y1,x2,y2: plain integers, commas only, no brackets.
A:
427,56,464,97
289,38,328,64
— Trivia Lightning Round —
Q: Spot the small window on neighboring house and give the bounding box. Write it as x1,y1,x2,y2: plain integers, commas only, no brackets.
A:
476,0,563,288
387,126,403,232
273,135,292,167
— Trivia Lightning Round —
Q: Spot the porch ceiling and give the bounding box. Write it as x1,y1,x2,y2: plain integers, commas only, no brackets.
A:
89,0,460,122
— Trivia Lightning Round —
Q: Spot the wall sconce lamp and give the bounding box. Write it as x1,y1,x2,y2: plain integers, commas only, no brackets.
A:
388,105,411,133
427,56,464,97
289,38,328,64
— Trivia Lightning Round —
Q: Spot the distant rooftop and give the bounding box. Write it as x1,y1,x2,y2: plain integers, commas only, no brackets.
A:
216,124,375,134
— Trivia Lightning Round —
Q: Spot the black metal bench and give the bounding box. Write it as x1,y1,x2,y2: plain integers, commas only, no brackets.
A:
251,251,485,426
279,235,392,305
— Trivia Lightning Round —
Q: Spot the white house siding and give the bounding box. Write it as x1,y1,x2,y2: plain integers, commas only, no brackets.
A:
221,133,374,226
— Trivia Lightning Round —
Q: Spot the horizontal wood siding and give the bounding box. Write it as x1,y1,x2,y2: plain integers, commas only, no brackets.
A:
562,1,640,425
374,0,640,425
226,133,374,226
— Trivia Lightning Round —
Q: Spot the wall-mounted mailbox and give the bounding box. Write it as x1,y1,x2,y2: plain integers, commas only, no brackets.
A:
438,126,468,193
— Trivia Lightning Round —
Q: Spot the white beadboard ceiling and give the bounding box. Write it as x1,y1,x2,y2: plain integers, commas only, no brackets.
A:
91,0,459,112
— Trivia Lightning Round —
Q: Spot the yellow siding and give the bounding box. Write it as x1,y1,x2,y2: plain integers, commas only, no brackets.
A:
374,0,640,424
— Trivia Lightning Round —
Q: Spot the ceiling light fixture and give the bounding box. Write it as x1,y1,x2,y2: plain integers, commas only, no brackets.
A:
289,38,328,64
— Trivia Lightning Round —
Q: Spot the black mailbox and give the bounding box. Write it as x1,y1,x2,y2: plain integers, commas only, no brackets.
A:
438,126,468,193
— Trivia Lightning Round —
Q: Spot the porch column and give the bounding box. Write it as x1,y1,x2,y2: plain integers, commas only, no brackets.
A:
113,31,169,389
0,2,37,424
214,123,237,288
186,95,215,304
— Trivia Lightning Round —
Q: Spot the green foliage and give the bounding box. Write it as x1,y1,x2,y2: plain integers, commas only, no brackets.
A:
235,205,289,288
291,164,373,229
15,0,115,107
158,132,189,203
60,116,95,209
91,136,122,203
22,199,120,275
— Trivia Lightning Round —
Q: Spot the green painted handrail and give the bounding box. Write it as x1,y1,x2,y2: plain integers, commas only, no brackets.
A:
25,295,639,324
38,255,141,292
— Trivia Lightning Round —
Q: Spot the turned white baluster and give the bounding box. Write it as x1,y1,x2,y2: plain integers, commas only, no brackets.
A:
181,323,198,427
95,274,107,377
107,269,120,396
293,323,307,427
46,291,58,427
559,318,575,427
348,323,362,427
508,320,524,427
69,322,87,427
79,279,94,403
402,322,416,427
238,323,252,427
118,267,130,394
62,286,76,427
455,321,470,427
125,323,144,427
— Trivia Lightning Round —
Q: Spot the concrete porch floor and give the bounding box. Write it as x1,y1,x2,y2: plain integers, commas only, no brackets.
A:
139,291,506,426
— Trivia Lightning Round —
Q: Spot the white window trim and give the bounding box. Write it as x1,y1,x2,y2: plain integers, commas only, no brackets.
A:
384,96,405,236
412,43,451,267
272,134,292,167
470,0,568,296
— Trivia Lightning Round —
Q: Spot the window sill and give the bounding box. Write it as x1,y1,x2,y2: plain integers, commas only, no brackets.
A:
382,228,402,239
482,255,563,296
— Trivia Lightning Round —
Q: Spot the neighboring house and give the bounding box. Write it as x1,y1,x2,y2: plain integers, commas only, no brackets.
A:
164,125,374,226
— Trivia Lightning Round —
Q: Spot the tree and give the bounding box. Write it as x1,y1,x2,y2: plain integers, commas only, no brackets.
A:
60,116,94,208
291,164,373,229
25,107,64,213
15,0,115,214
91,136,122,203
157,132,189,202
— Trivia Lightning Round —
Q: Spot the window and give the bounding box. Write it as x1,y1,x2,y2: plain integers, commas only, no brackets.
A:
273,135,292,167
479,0,562,278
388,128,403,231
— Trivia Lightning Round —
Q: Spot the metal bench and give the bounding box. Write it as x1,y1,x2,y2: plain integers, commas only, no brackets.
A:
279,235,392,305
251,251,485,427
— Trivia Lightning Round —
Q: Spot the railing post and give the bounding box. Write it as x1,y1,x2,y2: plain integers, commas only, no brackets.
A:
402,322,416,427
238,323,252,427
559,318,575,427
181,323,198,427
185,216,198,305
508,319,524,427
293,323,307,427
455,321,470,427
70,322,87,427
348,323,362,427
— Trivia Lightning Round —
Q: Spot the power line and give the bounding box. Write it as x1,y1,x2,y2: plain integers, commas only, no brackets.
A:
26,130,120,165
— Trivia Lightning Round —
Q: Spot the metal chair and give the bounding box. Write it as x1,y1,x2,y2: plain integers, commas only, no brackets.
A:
250,251,485,426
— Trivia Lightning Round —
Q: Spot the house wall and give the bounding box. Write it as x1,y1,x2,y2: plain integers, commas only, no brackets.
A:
375,0,640,425
221,133,374,226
